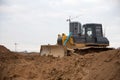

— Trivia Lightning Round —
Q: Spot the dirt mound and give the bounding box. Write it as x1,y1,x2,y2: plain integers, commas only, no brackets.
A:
0,45,22,64
0,45,10,53
0,46,120,80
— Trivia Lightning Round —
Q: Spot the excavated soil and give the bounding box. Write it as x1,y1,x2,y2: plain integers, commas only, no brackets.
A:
0,45,120,80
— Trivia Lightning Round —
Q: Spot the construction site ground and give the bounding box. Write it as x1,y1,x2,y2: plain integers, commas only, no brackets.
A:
0,45,120,80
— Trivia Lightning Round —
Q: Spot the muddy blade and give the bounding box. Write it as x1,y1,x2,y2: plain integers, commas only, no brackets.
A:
40,45,65,57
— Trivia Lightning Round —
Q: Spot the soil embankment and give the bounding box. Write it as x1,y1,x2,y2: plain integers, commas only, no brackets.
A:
0,45,120,80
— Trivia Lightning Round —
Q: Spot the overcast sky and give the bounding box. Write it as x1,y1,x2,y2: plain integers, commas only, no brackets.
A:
0,0,120,52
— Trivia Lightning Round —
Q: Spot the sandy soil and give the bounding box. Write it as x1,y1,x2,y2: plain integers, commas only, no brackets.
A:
0,45,120,80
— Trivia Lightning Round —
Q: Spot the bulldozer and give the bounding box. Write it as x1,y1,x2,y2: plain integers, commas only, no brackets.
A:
40,21,112,57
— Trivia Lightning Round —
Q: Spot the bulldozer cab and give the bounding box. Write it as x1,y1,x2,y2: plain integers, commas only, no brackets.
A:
83,24,103,44
69,22,109,46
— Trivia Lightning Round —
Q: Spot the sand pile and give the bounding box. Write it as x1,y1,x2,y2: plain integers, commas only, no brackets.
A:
0,45,120,80
0,45,10,53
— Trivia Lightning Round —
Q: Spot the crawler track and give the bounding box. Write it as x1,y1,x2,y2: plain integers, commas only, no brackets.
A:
74,47,114,54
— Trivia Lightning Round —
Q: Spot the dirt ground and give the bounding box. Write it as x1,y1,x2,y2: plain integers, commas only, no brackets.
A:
0,45,120,80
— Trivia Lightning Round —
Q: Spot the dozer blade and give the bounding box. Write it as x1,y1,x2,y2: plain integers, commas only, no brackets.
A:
40,45,66,57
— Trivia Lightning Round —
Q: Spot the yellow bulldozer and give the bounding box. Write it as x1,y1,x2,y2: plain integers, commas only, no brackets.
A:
40,21,112,57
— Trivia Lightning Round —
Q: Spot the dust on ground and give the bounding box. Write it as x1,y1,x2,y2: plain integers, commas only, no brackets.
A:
0,45,120,80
